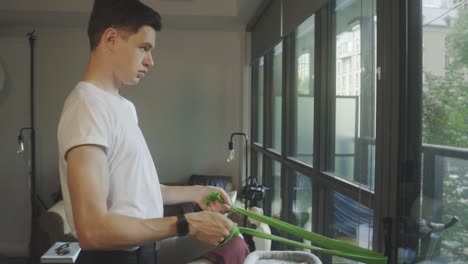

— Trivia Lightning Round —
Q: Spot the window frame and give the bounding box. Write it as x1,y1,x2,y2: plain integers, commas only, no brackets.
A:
249,0,417,262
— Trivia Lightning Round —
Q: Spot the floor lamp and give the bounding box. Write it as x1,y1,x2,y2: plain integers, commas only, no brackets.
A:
16,29,40,264
227,132,266,224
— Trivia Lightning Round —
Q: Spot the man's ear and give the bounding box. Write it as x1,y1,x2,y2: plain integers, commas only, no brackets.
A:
101,28,119,51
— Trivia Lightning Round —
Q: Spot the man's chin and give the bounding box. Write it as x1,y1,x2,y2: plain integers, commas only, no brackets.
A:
123,78,140,86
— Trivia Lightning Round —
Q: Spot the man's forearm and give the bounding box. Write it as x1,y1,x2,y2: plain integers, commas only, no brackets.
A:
160,184,201,205
77,213,177,250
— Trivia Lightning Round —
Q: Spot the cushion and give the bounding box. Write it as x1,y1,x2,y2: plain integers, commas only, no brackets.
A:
243,250,322,264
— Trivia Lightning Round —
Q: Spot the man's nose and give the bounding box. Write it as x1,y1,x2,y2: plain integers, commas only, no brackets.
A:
144,52,154,68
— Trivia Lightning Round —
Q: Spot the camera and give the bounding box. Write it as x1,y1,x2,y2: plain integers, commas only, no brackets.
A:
241,176,266,206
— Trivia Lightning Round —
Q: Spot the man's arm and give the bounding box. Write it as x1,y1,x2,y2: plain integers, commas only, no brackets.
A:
160,185,231,212
67,145,233,250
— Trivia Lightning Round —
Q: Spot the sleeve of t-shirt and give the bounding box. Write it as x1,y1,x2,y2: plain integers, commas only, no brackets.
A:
58,95,112,160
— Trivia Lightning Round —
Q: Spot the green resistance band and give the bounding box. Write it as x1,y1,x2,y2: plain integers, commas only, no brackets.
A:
205,192,387,264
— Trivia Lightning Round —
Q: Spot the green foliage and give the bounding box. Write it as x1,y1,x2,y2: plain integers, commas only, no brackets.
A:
446,8,468,69
423,69,468,148
440,159,468,261
422,7,468,262
423,5,468,148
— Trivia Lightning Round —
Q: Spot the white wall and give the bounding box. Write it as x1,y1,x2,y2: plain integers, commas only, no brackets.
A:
423,25,449,77
0,25,247,256
0,30,33,256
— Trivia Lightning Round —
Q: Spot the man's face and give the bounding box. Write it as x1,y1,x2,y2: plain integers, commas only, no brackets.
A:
112,25,156,85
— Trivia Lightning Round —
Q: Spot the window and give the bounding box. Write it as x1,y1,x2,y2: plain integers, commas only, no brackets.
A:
415,2,468,262
257,152,263,185
249,0,382,261
297,53,311,95
290,15,315,166
271,161,282,219
271,43,283,153
262,159,283,250
293,172,313,229
250,0,468,261
327,0,376,190
255,57,264,144
252,150,263,188
329,191,373,263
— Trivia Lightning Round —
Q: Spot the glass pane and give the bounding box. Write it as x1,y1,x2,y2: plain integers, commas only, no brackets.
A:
272,43,283,153
249,151,263,209
330,192,374,263
412,2,468,262
256,152,263,187
328,0,376,190
272,160,282,219
437,157,468,262
293,172,313,230
267,160,283,250
422,5,468,149
257,57,264,144
290,15,315,166
419,155,468,263
292,172,313,252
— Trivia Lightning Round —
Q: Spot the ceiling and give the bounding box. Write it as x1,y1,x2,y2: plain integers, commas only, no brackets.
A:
0,0,263,31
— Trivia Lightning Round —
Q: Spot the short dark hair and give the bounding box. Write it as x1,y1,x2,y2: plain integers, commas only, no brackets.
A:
87,0,162,50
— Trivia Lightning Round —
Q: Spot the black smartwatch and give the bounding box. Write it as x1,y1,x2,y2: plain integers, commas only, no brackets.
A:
176,214,189,237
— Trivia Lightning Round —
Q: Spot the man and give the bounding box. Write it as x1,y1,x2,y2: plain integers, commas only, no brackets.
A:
57,1,234,263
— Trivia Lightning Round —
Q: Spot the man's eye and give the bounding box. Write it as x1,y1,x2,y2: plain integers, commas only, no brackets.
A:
140,47,148,52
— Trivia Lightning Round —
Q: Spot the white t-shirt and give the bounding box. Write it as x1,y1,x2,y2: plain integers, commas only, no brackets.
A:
58,81,164,237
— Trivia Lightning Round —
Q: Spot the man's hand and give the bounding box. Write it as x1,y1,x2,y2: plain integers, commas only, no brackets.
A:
194,185,231,213
185,211,234,246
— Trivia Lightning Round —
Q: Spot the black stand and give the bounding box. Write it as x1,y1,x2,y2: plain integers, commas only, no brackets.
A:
228,132,264,251
228,132,251,229
228,132,249,205
228,133,249,208
18,29,39,264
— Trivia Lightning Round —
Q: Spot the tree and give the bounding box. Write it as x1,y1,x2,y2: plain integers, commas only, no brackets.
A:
422,7,468,262
423,69,468,148
446,8,468,69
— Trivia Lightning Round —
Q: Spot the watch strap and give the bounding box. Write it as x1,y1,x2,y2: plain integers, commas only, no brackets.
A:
176,214,189,237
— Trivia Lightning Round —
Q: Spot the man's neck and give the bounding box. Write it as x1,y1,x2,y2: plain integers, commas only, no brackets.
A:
83,55,121,95
82,77,120,96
